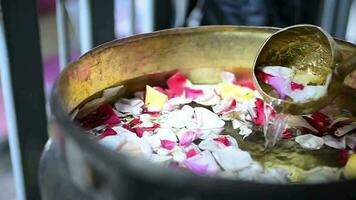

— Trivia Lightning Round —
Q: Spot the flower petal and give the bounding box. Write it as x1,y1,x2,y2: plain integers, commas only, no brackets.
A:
234,80,256,90
184,151,221,176
179,130,199,147
218,83,255,101
167,72,187,96
145,85,168,112
290,82,304,91
322,135,346,149
334,122,356,137
185,87,204,99
79,104,120,130
194,107,225,129
345,154,356,179
160,140,176,150
99,134,126,150
212,147,253,171
252,98,265,126
186,148,199,158
295,134,324,150
98,127,117,139
165,105,194,128
115,97,144,115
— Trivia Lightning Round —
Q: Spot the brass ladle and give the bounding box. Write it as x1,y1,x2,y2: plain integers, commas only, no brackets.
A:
252,24,356,115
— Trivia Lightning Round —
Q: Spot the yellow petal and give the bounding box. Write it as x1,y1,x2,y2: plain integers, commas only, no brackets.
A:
218,83,254,101
145,85,168,112
345,154,356,179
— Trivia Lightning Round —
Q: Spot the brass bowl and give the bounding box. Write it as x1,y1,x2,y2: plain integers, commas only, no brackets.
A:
49,26,356,200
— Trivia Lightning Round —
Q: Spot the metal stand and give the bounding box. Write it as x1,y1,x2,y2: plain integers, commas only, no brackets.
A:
0,0,48,199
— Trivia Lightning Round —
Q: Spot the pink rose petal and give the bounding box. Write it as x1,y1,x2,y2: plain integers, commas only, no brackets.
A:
253,98,265,126
134,123,160,137
213,136,231,146
179,130,199,147
257,72,289,99
184,87,204,99
167,72,187,96
161,140,176,150
186,148,199,158
290,82,304,91
184,151,221,176
234,80,256,90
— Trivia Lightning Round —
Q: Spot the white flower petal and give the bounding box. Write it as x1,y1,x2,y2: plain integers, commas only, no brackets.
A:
198,139,221,152
221,71,236,83
289,85,327,102
99,135,126,150
165,106,194,128
168,96,192,106
212,146,253,171
262,66,293,78
172,149,187,162
322,135,346,149
119,137,152,159
142,134,161,150
111,125,137,139
155,127,178,142
198,128,224,140
295,134,324,150
194,107,225,129
151,154,172,165
115,97,144,115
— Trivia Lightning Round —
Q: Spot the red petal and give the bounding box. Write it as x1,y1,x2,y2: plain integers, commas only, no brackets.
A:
290,82,304,91
185,87,203,99
339,150,350,166
281,128,293,139
79,104,120,130
213,136,231,146
303,116,327,136
122,123,135,133
186,148,198,158
142,108,161,117
167,72,187,96
219,99,237,114
98,127,117,139
130,118,142,126
234,80,256,90
253,98,265,126
311,112,330,127
161,140,176,150
134,123,160,137
256,72,270,82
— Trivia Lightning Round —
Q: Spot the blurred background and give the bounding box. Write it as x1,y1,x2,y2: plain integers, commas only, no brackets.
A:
0,0,355,199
